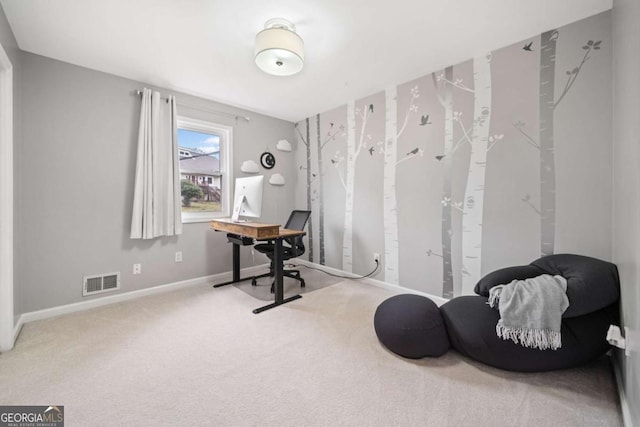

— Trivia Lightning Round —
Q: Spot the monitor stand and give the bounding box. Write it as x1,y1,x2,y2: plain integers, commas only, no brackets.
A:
231,196,247,222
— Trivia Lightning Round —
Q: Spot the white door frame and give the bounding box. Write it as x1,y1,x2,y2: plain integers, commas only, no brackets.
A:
0,41,14,351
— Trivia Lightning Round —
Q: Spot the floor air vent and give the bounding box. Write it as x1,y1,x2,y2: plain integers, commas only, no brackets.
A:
83,272,120,296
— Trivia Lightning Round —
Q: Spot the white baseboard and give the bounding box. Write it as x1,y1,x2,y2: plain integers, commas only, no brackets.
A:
294,259,448,306
612,353,635,427
13,260,447,344
15,264,269,328
13,315,23,345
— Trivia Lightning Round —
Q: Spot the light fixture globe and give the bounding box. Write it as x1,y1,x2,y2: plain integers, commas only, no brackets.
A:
255,18,304,76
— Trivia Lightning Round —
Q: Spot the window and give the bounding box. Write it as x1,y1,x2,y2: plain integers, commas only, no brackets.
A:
177,117,233,223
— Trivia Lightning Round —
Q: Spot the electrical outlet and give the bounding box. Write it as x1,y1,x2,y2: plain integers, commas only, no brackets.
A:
175,251,183,263
373,253,381,263
133,263,141,275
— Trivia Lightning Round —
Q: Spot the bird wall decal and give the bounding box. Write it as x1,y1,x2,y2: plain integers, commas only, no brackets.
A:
368,147,375,156
420,114,432,126
523,41,533,51
407,148,419,156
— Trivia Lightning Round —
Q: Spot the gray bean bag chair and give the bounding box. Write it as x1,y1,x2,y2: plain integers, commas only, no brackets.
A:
374,294,450,359
440,254,620,372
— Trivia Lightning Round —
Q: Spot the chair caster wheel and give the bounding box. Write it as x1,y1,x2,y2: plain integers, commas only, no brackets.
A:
300,280,306,288
251,278,257,286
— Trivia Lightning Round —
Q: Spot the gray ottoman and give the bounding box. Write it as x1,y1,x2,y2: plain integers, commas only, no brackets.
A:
374,294,450,359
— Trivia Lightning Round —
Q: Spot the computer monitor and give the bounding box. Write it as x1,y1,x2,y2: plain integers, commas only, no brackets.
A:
231,175,264,222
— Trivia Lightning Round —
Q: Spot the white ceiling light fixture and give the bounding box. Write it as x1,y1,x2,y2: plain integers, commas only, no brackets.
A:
255,18,304,76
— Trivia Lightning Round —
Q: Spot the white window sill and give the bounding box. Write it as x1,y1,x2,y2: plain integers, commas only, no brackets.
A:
182,212,229,224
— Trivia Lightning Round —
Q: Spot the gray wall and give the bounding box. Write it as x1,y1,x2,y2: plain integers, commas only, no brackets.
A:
612,0,640,424
296,11,612,299
16,52,295,314
0,4,21,323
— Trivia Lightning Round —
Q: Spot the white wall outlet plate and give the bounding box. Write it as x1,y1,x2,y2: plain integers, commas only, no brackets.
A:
175,251,183,263
624,326,639,357
133,264,141,275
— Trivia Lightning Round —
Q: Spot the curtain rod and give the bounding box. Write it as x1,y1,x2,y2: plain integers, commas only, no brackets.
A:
134,90,250,122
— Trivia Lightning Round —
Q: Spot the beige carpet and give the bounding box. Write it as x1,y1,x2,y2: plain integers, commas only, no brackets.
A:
0,280,621,426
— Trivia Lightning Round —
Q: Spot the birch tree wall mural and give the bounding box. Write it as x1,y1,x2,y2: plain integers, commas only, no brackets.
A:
429,69,476,296
295,11,610,299
516,31,602,257
539,30,558,257
316,114,325,265
461,53,493,295
341,101,372,272
383,88,399,284
383,86,421,285
295,118,314,262
432,67,455,298
316,115,344,266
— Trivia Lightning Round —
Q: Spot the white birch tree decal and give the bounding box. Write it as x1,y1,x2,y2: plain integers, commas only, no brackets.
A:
316,115,325,265
426,68,481,298
315,115,343,266
427,70,480,297
383,86,420,285
461,53,493,295
432,66,455,298
430,70,483,297
517,33,601,256
295,118,314,262
341,101,372,272
384,87,400,284
539,30,558,257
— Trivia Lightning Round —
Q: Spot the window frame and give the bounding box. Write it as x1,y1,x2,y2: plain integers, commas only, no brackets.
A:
177,116,233,223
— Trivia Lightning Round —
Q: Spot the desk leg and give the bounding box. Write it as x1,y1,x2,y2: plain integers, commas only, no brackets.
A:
213,243,254,288
273,237,283,302
252,237,302,314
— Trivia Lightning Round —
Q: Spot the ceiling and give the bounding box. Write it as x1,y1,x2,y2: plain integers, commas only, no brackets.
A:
1,0,612,122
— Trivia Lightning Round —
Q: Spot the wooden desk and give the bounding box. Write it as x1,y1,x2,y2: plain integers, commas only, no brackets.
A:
210,219,306,314
209,218,280,239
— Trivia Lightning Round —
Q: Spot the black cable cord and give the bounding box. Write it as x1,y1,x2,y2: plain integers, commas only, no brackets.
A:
286,260,380,280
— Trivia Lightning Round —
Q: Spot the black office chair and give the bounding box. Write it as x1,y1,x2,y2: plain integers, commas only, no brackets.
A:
251,210,311,293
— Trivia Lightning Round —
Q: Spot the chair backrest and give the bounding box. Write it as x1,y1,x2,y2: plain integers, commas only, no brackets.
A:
285,210,311,231
284,210,311,257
